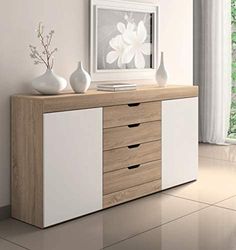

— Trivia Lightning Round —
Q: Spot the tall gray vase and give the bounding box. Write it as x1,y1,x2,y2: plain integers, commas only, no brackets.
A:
156,52,168,87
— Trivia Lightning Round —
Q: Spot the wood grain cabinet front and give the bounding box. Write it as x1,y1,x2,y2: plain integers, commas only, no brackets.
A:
103,160,161,195
103,101,161,128
102,101,162,209
103,180,162,208
11,85,198,228
104,141,161,173
11,105,103,228
103,121,161,151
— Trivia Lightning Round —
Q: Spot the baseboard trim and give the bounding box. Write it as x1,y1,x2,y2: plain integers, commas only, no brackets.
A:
0,205,10,220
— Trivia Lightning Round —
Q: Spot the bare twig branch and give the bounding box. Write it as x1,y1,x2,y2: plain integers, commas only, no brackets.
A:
50,57,54,69
29,22,58,69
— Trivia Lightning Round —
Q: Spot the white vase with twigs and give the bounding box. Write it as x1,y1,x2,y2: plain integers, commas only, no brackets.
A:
30,23,67,94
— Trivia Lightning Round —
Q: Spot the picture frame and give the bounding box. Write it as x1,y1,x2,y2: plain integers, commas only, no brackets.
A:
90,0,159,82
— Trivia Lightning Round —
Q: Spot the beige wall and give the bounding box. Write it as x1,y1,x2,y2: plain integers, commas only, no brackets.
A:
0,0,193,207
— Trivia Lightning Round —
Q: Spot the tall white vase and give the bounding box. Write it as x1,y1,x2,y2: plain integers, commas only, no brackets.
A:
156,52,168,87
70,61,91,93
32,69,67,95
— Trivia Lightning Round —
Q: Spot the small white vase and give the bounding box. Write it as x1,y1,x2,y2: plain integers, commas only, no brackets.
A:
32,69,67,95
70,61,91,93
156,52,168,87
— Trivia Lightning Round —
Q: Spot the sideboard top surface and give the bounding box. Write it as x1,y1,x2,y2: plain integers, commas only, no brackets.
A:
12,85,198,113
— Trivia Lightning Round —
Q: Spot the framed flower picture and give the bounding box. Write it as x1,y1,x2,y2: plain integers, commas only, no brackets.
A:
90,0,159,81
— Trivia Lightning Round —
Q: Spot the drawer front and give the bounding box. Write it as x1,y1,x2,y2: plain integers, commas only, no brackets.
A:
103,160,161,195
104,141,161,173
103,180,161,208
103,101,161,128
104,121,161,151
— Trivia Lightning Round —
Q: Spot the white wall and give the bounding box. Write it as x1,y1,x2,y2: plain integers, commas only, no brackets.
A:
159,0,193,84
0,0,193,207
193,0,201,85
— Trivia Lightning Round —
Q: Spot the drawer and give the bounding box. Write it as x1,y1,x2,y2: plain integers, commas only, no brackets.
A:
104,141,161,173
103,102,161,128
104,121,161,151
103,160,161,195
103,180,161,208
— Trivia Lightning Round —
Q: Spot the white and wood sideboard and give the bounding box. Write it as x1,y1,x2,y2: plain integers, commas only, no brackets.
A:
11,85,198,228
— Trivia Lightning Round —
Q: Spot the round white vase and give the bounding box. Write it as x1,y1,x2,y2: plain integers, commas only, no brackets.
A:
32,69,67,95
70,61,91,93
156,52,168,87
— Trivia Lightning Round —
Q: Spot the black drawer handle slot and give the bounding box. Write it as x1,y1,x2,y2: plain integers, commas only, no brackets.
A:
128,123,140,128
128,103,140,107
128,144,140,149
128,164,141,170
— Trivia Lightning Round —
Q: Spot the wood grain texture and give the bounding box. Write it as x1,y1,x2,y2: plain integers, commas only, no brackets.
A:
11,97,44,228
103,179,162,208
103,101,161,128
103,160,161,195
13,85,198,113
11,84,198,228
104,140,161,173
104,121,161,151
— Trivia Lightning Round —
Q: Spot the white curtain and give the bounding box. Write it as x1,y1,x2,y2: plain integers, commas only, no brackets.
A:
198,0,231,144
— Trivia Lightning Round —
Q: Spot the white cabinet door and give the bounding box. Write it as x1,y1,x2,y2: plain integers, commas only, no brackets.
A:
162,97,198,190
43,108,102,227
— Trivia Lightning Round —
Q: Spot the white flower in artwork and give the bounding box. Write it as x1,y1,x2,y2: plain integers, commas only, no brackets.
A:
106,19,152,69
122,21,151,69
117,21,135,35
106,35,128,68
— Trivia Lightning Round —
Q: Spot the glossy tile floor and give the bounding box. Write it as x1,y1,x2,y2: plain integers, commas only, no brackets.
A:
1,143,236,250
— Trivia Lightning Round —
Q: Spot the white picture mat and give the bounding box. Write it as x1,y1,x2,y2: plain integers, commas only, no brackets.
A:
90,0,159,82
